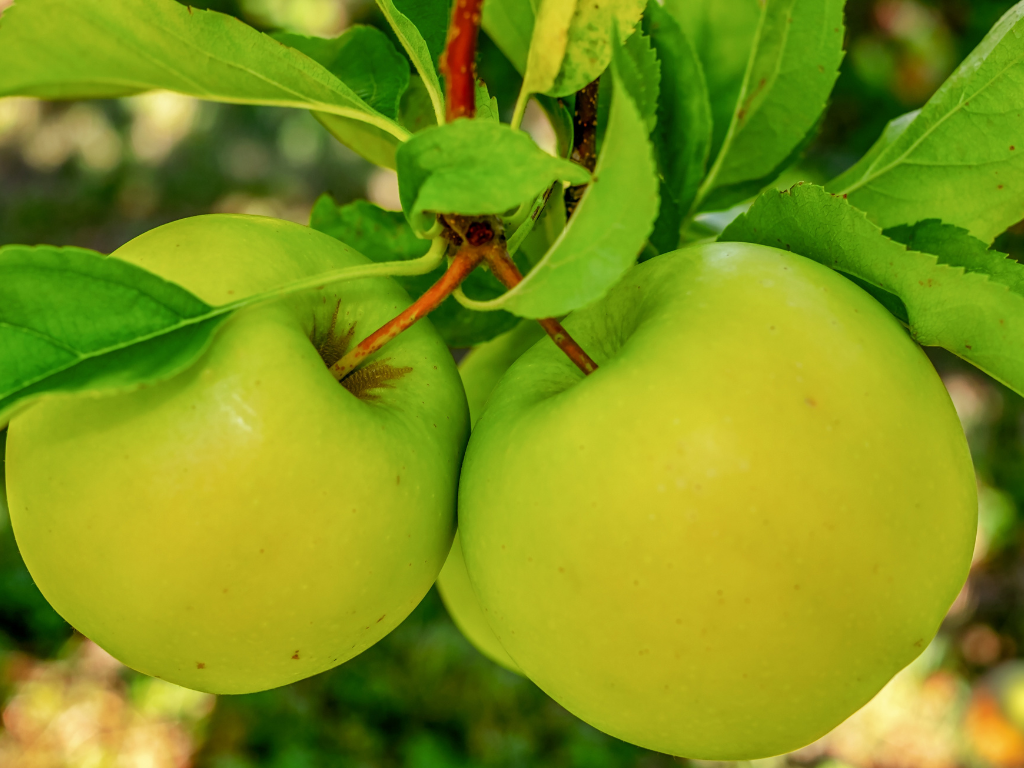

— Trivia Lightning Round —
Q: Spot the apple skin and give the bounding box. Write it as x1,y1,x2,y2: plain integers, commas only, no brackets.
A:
458,243,977,759
437,321,544,674
5,214,469,694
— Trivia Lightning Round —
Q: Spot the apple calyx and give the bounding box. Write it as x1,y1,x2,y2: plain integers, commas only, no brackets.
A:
310,298,411,401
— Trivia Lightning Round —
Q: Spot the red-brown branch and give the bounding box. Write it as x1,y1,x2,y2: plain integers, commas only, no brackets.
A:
440,0,484,122
483,250,599,376
330,249,485,380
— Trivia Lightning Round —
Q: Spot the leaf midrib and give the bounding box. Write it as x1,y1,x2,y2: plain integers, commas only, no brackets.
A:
20,0,397,129
836,50,1024,196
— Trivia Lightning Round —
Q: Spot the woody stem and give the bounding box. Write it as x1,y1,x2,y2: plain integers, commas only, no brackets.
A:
329,249,485,380
483,249,599,376
440,0,484,121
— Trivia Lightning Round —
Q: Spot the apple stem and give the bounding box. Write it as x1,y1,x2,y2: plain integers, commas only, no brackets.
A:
565,79,601,218
329,248,485,381
440,0,484,122
482,248,599,376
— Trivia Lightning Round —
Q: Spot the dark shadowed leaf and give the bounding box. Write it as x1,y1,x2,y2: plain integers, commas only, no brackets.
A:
274,26,409,119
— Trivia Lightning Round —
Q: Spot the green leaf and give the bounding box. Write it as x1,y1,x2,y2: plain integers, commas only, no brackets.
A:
548,0,647,96
475,82,501,122
695,0,845,212
318,79,495,175
375,0,447,125
273,26,409,119
467,40,660,318
0,222,453,424
314,114,401,169
617,26,660,135
827,3,1024,243
0,0,406,140
537,94,576,158
481,0,535,74
0,245,229,427
396,120,591,231
670,0,763,169
519,190,568,268
400,74,440,133
275,26,410,167
884,220,1024,296
521,0,578,96
643,0,712,252
826,110,918,192
698,110,825,213
720,184,1024,397
394,0,453,66
309,195,522,346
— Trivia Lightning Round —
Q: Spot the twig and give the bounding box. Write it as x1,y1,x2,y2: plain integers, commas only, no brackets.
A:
330,249,484,380
565,79,600,218
440,0,484,122
483,248,599,376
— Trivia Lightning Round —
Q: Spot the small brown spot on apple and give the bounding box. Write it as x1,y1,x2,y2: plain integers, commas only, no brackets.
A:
196,662,205,669
292,651,300,659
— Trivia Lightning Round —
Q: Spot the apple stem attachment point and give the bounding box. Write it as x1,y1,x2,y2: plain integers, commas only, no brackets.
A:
481,248,599,376
329,248,485,381
440,0,484,122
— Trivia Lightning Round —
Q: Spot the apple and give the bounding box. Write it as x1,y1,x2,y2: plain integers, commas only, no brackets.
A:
458,242,977,759
4,214,469,694
436,321,544,674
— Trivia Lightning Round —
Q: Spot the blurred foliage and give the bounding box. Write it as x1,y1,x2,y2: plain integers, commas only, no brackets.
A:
2,0,1024,766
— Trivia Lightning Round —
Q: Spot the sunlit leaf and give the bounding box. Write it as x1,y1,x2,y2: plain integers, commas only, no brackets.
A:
696,0,844,212
827,2,1024,243
548,0,647,96
721,184,1024,397
617,26,660,135
0,0,405,139
472,41,659,318
0,245,229,427
521,0,577,97
396,120,591,231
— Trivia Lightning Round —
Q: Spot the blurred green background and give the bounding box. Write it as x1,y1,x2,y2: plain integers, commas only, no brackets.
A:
2,0,1024,766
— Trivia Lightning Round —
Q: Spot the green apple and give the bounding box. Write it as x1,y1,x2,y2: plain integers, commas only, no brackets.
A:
5,214,469,694
458,242,977,759
436,321,544,674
